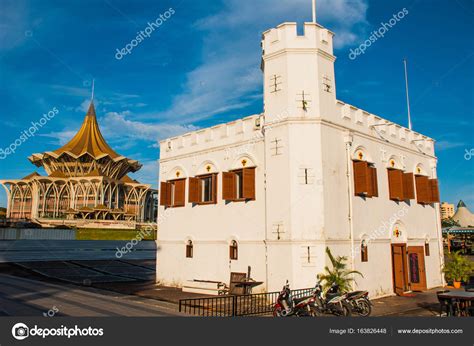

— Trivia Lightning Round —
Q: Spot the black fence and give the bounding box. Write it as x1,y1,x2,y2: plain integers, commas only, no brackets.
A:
179,288,313,316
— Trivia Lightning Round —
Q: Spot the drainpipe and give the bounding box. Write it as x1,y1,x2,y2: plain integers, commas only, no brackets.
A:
262,114,269,292
431,160,445,286
344,132,355,289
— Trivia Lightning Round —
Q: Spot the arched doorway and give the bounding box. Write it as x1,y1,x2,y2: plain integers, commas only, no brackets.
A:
390,222,427,295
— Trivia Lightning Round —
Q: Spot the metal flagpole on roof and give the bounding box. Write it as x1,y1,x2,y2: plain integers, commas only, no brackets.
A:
403,59,412,130
312,0,316,23
91,79,95,102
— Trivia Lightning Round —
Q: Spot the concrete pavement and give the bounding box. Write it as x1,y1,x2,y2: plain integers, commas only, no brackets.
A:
0,274,181,316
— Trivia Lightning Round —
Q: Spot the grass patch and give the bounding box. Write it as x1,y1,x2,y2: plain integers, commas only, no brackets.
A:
75,228,156,240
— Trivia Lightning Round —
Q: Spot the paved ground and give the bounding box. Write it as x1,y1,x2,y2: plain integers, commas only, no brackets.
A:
0,240,156,263
0,259,465,317
0,274,181,316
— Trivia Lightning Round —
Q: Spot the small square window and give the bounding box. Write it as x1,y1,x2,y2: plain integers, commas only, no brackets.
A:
229,240,238,260
361,242,368,262
186,240,193,258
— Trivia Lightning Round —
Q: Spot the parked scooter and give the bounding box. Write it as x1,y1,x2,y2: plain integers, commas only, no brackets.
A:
311,279,352,317
327,283,372,316
272,281,317,317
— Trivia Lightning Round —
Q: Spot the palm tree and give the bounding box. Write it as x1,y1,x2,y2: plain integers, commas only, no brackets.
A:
319,247,363,292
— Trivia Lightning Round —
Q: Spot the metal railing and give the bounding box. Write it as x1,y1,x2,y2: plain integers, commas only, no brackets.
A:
179,288,313,317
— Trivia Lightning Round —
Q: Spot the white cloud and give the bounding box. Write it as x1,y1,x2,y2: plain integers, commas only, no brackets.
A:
129,160,159,187
158,0,369,122
100,111,197,145
41,110,198,150
435,140,466,151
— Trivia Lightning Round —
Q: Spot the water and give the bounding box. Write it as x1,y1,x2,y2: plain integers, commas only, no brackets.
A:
0,228,75,240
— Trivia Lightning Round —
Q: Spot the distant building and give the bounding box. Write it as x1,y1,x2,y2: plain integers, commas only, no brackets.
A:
0,101,157,228
452,200,474,227
156,18,444,297
440,202,455,220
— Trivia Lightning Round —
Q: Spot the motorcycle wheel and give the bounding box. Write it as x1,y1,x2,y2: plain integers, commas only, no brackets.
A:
357,299,372,317
309,306,323,317
339,302,352,317
272,306,282,317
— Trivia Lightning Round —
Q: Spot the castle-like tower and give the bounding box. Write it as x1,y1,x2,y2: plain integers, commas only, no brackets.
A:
1,101,157,228
156,17,443,296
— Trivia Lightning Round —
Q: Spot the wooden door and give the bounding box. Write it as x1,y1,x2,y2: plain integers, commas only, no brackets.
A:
407,246,427,291
391,244,408,295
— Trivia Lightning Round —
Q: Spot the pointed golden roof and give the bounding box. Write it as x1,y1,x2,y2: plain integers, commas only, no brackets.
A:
28,99,142,179
53,102,120,159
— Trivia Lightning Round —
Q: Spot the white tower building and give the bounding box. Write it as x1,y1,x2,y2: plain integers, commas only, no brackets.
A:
156,17,444,297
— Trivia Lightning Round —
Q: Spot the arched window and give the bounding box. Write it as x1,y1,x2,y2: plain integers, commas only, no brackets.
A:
361,240,368,262
352,149,379,198
186,240,193,258
229,240,238,260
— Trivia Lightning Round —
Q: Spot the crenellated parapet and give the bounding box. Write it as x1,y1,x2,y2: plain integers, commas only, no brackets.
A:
335,100,435,155
159,114,263,159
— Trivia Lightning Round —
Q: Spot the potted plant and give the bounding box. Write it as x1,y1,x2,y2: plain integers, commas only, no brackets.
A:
443,251,473,288
318,247,363,292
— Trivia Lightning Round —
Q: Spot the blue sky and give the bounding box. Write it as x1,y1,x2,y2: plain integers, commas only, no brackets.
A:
0,0,473,208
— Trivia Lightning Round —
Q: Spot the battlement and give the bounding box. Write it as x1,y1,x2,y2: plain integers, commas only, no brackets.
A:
262,22,334,57
335,100,435,153
159,114,263,159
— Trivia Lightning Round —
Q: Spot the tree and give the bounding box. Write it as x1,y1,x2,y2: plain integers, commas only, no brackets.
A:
443,251,473,283
441,217,460,228
319,247,363,292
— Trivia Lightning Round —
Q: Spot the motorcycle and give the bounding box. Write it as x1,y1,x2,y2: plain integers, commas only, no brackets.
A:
311,280,352,317
327,283,372,316
272,281,317,317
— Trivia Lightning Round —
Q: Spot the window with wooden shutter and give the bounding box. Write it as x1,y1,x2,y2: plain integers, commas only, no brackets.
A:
429,179,440,203
173,179,186,207
189,174,217,205
361,242,368,262
368,166,378,197
402,172,415,200
186,240,193,258
353,161,369,196
242,168,256,200
229,240,238,260
388,169,404,201
159,182,172,206
188,177,200,204
415,175,430,204
222,172,236,201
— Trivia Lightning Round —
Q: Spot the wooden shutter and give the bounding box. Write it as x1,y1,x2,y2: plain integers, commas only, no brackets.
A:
402,172,415,200
353,161,369,196
211,174,218,203
242,168,256,200
173,179,186,207
388,169,404,201
368,166,378,197
222,172,236,201
188,177,200,203
361,244,368,262
415,175,429,204
429,179,440,203
159,182,171,206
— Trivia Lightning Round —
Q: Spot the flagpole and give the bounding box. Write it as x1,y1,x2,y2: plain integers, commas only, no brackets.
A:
403,59,412,130
91,79,95,102
312,0,316,23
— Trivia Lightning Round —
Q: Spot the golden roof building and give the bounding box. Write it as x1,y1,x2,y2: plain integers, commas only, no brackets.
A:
0,101,157,228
